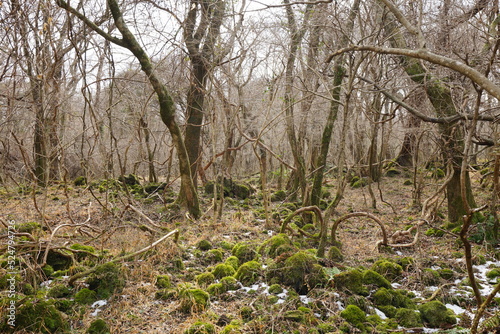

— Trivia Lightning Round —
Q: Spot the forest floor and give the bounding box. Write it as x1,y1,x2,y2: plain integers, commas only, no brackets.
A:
0,167,499,334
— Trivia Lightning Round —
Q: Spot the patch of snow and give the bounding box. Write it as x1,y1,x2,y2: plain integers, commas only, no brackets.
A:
422,328,440,333
40,280,53,287
299,295,310,304
91,300,107,308
445,303,465,314
391,282,402,288
396,251,403,256
373,307,387,319
267,230,274,236
276,299,285,304
336,301,344,311
431,266,441,270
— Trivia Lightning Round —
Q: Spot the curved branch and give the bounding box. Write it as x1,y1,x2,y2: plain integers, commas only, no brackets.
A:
326,45,500,101
331,212,388,246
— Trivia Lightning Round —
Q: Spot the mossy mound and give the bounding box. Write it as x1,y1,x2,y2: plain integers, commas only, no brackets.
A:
268,250,327,294
232,242,257,263
340,305,367,331
422,268,441,285
204,178,253,200
197,239,213,251
45,250,72,271
178,285,210,313
16,221,42,233
395,308,422,327
268,284,283,294
371,259,403,281
220,276,239,291
212,263,236,279
235,260,261,285
156,274,172,289
327,246,343,262
270,190,287,202
220,323,242,334
372,287,415,309
225,256,239,270
74,176,87,186
204,249,223,264
258,234,293,258
184,321,215,334
418,300,457,328
75,288,98,304
86,262,126,299
12,299,68,333
70,243,96,260
362,269,392,289
47,284,72,298
486,267,500,280
87,319,110,334
118,174,140,185
334,269,368,296
196,272,215,287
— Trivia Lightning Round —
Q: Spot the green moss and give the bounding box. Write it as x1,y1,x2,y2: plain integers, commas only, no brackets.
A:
340,305,367,331
74,176,87,186
220,323,242,334
235,260,261,285
86,262,125,299
422,269,441,285
486,268,500,280
184,321,215,334
316,323,336,334
42,264,55,277
327,246,343,262
232,242,257,263
240,306,253,322
155,288,177,300
396,256,415,270
220,276,239,291
204,249,223,264
372,287,415,309
347,295,369,313
197,239,213,251
268,284,283,294
418,300,457,328
334,269,368,296
377,305,398,318
70,243,95,260
268,250,327,293
53,299,74,313
195,272,216,287
438,268,455,280
403,179,413,186
385,168,401,177
87,319,110,334
156,274,171,289
371,260,403,281
178,285,209,313
283,310,305,322
395,308,422,327
47,284,71,298
351,177,368,188
212,263,236,279
362,269,391,289
75,288,98,304
425,228,445,237
45,250,72,271
16,221,42,233
219,241,234,251
259,234,293,258
271,190,287,202
225,256,239,270
22,283,35,295
14,299,68,334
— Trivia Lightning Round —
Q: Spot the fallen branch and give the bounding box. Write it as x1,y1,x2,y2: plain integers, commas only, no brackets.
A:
68,229,179,286
125,204,163,228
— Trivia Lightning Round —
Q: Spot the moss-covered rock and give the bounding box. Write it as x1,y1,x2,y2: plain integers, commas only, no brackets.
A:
47,284,71,298
75,288,98,304
327,246,343,262
118,174,140,185
422,268,441,285
225,256,239,270
418,300,457,328
204,249,223,264
235,260,261,285
178,285,210,313
232,242,257,263
212,263,236,279
259,234,293,258
268,284,283,294
340,305,367,331
184,321,215,334
334,269,368,296
283,310,305,322
240,306,253,322
155,288,177,301
220,276,239,291
16,221,42,233
362,269,392,289
86,262,126,299
87,319,110,334
156,274,171,289
195,272,216,287
206,282,224,296
372,287,415,309
268,251,327,294
45,250,72,271
271,190,287,202
74,176,87,186
14,299,68,333
371,259,403,281
438,268,455,280
42,264,55,278
395,308,423,327
486,268,500,280
220,323,242,334
385,168,401,177
197,239,213,251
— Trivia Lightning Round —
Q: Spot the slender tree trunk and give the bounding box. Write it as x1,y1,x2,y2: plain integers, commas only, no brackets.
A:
311,0,361,206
